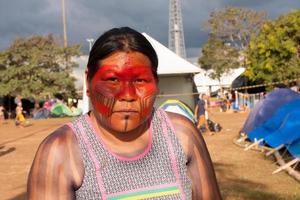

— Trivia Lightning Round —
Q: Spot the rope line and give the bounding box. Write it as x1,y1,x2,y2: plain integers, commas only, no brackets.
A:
230,77,300,91
158,78,299,97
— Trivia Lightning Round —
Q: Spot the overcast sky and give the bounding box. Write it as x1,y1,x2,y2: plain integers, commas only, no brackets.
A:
0,0,299,58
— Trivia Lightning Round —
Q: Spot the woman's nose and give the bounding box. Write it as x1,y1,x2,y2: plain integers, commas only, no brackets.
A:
117,82,137,101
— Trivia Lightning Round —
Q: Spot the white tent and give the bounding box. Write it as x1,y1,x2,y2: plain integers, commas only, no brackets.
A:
142,33,201,108
142,33,201,75
194,68,245,95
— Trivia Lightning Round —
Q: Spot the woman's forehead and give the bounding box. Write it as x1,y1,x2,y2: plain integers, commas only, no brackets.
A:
100,51,151,67
94,64,153,77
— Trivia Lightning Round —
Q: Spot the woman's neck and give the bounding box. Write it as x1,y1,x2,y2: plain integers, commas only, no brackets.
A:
89,112,151,157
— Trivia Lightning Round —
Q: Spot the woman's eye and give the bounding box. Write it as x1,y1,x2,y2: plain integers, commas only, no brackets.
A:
106,77,119,82
135,79,147,83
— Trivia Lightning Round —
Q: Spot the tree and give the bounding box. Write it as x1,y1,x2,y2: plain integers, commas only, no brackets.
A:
205,6,267,50
199,36,240,81
0,35,81,99
245,10,300,83
199,6,267,81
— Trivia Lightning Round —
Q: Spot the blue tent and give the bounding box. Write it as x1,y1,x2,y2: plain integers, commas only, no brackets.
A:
263,110,300,148
241,88,300,135
248,99,300,141
287,139,300,159
240,99,264,134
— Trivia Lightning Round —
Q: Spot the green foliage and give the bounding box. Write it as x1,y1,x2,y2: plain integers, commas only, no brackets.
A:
205,6,266,50
199,6,266,81
245,10,300,83
0,35,81,99
199,36,240,81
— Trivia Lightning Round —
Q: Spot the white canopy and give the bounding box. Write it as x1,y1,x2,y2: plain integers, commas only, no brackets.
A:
194,68,245,93
142,33,201,75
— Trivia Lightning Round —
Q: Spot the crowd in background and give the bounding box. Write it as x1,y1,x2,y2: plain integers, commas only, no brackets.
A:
0,94,82,126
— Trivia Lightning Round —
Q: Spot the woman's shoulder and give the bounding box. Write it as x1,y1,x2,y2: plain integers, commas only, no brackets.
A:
44,124,73,141
165,111,194,127
165,112,198,136
28,124,84,193
164,111,201,154
37,125,79,158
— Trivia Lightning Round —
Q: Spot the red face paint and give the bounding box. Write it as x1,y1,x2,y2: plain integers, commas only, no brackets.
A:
89,52,157,133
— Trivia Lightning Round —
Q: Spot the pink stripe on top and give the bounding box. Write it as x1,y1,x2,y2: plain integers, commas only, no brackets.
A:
68,122,107,199
158,110,186,200
84,114,153,162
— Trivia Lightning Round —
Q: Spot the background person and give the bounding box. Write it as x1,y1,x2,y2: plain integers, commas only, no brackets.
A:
27,27,221,200
194,94,212,134
15,102,26,126
0,105,4,124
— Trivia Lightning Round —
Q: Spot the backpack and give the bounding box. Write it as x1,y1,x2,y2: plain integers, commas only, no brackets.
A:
207,119,222,132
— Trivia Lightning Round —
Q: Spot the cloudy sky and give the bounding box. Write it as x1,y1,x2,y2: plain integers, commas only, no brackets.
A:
0,0,299,58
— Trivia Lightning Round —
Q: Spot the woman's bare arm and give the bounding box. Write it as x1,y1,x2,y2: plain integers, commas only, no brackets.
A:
194,104,198,119
27,125,84,200
167,112,222,200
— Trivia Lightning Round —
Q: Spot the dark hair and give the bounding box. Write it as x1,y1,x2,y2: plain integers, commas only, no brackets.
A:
87,27,158,81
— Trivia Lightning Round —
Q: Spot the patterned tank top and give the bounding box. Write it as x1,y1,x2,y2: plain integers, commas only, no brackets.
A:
68,108,192,200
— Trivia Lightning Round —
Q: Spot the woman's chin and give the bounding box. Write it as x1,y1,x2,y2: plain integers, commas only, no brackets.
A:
95,112,149,134
108,113,140,132
110,120,141,133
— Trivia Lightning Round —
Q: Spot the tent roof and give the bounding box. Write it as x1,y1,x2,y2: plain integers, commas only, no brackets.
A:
194,67,245,87
142,33,201,75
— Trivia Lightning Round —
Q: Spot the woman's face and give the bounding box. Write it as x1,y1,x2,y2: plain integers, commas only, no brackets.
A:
88,51,157,133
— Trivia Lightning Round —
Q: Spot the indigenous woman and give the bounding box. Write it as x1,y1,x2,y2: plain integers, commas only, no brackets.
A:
27,27,221,200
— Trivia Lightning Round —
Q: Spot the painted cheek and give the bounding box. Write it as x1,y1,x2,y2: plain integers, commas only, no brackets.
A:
136,81,157,97
91,81,118,116
94,101,110,115
90,87,113,116
137,82,157,117
144,82,157,96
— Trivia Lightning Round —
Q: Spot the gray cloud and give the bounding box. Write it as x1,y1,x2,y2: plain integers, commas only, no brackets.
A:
0,0,299,58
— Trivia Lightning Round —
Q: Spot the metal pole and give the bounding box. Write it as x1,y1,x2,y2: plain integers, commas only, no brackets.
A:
82,38,94,114
86,38,94,52
61,0,68,48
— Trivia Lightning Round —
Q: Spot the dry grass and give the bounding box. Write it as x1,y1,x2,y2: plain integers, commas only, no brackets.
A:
0,110,299,200
205,109,300,200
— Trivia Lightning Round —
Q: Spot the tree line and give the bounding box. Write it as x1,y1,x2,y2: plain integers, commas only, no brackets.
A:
0,35,81,100
0,7,299,99
199,6,300,87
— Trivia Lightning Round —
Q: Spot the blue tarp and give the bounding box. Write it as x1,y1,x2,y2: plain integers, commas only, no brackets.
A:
241,88,300,135
240,100,264,134
264,110,300,148
248,99,300,141
244,91,300,160
33,108,50,119
287,139,300,159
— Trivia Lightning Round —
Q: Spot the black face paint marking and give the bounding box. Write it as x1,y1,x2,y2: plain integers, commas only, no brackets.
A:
124,115,129,131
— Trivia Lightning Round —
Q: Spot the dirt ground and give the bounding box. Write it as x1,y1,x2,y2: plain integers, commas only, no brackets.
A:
0,110,300,200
